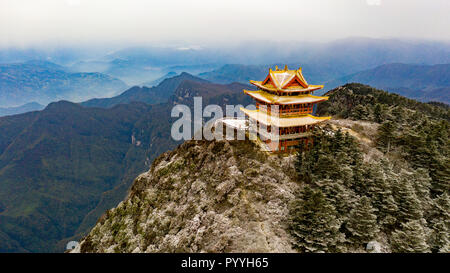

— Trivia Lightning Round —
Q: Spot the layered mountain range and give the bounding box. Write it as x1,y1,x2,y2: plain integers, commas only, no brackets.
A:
1,73,448,252
0,102,44,117
0,60,127,108
0,38,449,252
0,73,251,252
81,72,210,108
199,63,450,103
325,63,450,104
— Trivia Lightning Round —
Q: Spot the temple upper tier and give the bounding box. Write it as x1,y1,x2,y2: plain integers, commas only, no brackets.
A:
249,65,324,93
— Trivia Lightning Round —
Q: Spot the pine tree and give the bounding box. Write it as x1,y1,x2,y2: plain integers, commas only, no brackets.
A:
410,168,432,213
351,105,368,120
379,194,399,229
373,103,384,123
377,121,396,153
429,155,450,195
313,153,341,180
391,106,405,123
392,172,423,224
430,221,450,253
391,220,430,253
343,132,363,166
358,162,382,197
295,132,324,183
289,187,346,252
365,161,398,228
332,129,345,152
346,196,379,244
428,193,450,252
295,141,306,176
314,178,355,218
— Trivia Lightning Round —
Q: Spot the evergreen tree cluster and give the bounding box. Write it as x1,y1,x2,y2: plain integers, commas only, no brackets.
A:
290,84,449,253
319,84,449,196
289,126,449,253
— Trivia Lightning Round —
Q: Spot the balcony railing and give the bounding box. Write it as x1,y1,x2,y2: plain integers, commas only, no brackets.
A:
256,130,312,140
257,106,313,116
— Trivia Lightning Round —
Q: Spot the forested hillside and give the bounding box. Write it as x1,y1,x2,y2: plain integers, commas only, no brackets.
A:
290,83,449,252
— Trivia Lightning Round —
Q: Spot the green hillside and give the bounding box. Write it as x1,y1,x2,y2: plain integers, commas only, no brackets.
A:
290,83,449,252
0,76,253,252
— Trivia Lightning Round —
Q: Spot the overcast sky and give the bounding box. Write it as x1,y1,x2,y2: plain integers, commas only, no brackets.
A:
1,0,449,48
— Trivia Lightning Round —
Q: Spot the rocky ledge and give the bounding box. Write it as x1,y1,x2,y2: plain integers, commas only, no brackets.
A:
73,140,299,253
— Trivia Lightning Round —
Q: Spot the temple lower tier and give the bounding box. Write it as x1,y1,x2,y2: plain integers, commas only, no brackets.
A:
241,108,330,152
257,124,315,152
266,138,313,152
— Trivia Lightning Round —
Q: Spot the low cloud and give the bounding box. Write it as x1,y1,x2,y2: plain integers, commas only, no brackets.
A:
366,0,382,6
0,0,448,48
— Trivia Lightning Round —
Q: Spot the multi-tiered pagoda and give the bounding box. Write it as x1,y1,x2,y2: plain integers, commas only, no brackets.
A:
241,65,331,152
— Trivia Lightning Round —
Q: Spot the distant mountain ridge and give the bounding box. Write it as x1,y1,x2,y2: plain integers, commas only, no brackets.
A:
198,63,346,88
0,61,128,107
325,63,450,104
141,72,177,87
81,72,210,108
198,64,267,84
170,79,253,106
0,102,44,117
199,63,450,104
2,37,449,88
3,38,449,67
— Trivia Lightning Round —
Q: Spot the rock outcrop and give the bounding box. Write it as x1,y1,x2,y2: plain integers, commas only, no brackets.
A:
73,140,299,253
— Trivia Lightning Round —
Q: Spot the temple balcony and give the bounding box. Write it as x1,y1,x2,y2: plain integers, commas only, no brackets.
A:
256,129,312,141
258,107,313,116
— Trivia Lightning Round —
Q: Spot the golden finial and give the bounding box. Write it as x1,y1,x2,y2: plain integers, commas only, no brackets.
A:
284,65,288,71
275,65,279,71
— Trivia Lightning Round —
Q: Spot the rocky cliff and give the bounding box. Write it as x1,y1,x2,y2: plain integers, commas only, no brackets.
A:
73,140,299,253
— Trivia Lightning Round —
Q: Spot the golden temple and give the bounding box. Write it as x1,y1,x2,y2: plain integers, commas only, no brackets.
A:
241,65,331,152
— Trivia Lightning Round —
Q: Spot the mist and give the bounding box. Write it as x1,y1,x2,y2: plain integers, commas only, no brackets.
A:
1,0,449,49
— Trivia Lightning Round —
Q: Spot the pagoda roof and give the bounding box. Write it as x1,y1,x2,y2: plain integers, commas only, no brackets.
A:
250,65,323,93
240,108,331,128
244,90,328,105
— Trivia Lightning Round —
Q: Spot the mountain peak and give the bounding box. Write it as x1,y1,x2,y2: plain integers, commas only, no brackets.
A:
24,60,66,71
74,139,298,253
44,100,83,112
172,71,209,83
